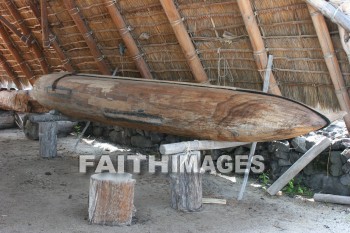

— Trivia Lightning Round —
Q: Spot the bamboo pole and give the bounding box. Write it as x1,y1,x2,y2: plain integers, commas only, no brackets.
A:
40,0,49,48
5,0,50,74
308,5,350,131
0,52,22,89
28,2,74,72
159,0,209,83
105,1,152,79
306,0,350,32
237,0,282,96
63,0,111,75
0,23,34,86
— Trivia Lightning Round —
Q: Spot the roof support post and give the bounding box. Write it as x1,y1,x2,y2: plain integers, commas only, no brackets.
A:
63,0,111,75
237,0,282,96
159,0,209,83
0,52,22,89
5,0,50,74
308,4,350,131
105,0,153,79
0,23,34,86
28,2,74,72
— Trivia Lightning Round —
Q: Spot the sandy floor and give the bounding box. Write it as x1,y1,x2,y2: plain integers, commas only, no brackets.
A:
0,129,349,233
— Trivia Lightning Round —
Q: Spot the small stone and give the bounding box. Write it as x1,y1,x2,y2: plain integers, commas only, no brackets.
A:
291,137,307,153
289,152,301,163
130,136,152,148
135,129,144,136
340,174,350,186
92,126,103,137
268,141,290,153
330,164,343,177
275,151,289,160
278,159,292,167
330,151,343,165
68,194,72,199
165,135,179,143
342,163,350,174
233,146,247,156
45,172,52,176
303,164,315,176
150,132,164,144
270,161,279,173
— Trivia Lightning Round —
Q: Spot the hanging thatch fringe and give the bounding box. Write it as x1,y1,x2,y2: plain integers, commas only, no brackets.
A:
305,0,350,32
28,2,74,72
0,23,34,86
237,0,282,96
160,0,209,83
308,4,350,130
0,52,22,89
63,0,111,75
5,0,50,74
105,0,153,79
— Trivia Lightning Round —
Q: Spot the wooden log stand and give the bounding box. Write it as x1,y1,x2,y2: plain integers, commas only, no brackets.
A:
168,151,202,212
0,110,15,129
89,173,135,226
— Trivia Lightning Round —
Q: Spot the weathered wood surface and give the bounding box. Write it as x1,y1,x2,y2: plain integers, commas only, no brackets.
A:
0,90,48,113
89,173,135,226
267,137,332,195
39,121,58,158
314,193,350,205
33,73,330,142
169,151,202,212
0,110,15,129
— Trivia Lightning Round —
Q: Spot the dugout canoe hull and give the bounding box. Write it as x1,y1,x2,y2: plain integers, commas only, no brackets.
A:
32,73,330,142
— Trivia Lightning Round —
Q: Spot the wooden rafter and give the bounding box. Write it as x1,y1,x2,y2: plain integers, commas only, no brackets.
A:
160,0,209,83
0,15,26,44
0,52,22,89
105,0,152,79
40,0,49,48
63,0,111,75
5,0,50,74
0,23,34,86
28,2,74,72
308,4,350,131
237,0,282,96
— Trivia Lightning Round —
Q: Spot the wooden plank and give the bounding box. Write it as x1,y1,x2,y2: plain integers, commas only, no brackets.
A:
308,4,350,132
32,73,330,142
314,193,350,205
160,141,249,155
105,0,152,79
39,121,58,158
63,0,110,75
267,137,332,195
306,0,350,32
160,0,208,83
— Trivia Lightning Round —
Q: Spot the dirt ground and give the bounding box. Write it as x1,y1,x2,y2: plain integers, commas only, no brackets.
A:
0,129,349,233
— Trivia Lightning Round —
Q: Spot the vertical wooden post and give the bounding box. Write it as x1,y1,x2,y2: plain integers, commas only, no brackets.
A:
237,0,282,96
105,0,152,79
5,0,50,74
89,173,135,226
63,0,111,75
160,0,209,83
40,0,49,48
39,121,58,158
28,2,74,72
0,52,22,89
0,23,34,86
168,151,202,212
308,5,350,131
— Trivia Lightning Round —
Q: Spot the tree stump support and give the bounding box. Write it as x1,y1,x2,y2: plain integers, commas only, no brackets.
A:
88,173,135,226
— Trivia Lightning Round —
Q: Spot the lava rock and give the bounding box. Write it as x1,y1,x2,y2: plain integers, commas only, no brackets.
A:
303,164,315,176
275,151,290,160
291,137,307,153
289,152,301,163
340,174,350,186
322,176,350,195
150,132,164,144
92,126,103,137
330,163,343,177
278,159,292,167
131,135,153,148
342,163,350,174
330,151,343,165
268,140,290,153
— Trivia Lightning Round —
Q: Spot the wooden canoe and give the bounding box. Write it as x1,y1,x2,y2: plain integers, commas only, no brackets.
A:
0,90,48,113
32,73,330,142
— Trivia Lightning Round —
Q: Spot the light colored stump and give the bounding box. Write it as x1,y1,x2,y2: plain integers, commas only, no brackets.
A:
267,137,331,195
314,193,350,205
39,121,58,158
89,173,135,226
169,151,202,212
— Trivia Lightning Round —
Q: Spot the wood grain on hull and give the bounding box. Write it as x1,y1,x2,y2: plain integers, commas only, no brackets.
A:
33,73,330,142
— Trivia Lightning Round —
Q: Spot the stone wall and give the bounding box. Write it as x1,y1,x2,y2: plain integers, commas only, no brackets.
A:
90,120,350,196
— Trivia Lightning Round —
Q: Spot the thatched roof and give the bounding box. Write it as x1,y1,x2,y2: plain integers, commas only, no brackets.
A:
0,0,348,111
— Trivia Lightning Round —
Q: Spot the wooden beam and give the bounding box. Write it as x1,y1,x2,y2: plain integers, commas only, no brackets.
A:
0,15,27,44
105,0,152,79
0,52,22,89
308,5,350,131
0,23,34,86
28,2,74,72
314,193,350,205
40,0,49,48
5,0,50,74
237,0,282,96
159,0,209,83
63,0,111,75
306,0,350,32
0,90,48,112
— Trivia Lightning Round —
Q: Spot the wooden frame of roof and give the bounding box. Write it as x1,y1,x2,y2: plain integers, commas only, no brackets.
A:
0,51,22,89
